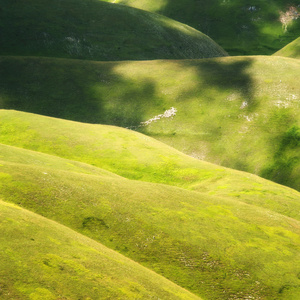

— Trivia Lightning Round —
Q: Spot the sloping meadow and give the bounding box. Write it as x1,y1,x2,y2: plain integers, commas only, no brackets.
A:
1,55,300,191
274,36,300,59
0,199,202,300
0,111,300,299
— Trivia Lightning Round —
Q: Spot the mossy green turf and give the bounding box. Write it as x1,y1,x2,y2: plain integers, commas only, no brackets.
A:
1,55,300,191
0,0,227,61
1,110,300,221
1,137,300,299
0,200,202,300
274,37,300,58
104,0,300,56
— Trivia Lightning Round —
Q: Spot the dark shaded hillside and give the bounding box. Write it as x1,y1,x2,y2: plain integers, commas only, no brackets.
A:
109,0,300,55
0,0,227,60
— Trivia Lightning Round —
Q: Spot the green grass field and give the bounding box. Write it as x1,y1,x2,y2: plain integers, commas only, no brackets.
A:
274,37,300,58
0,122,300,299
104,0,300,55
0,0,227,61
0,199,201,299
1,55,300,192
1,0,300,298
1,113,300,223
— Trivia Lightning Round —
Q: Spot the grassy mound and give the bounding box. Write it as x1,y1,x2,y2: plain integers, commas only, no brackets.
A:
0,110,300,222
0,0,227,60
1,137,300,299
1,55,300,191
274,37,300,59
104,0,300,55
0,200,201,300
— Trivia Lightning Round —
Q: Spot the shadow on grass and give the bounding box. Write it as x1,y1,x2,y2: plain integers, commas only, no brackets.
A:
194,58,254,106
0,56,255,126
138,0,300,55
261,125,300,187
0,56,161,127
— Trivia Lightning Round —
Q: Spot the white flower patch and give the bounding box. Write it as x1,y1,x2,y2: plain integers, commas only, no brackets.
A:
138,107,177,127
65,37,77,42
240,101,248,109
286,94,298,101
238,113,258,122
274,100,290,108
274,94,298,108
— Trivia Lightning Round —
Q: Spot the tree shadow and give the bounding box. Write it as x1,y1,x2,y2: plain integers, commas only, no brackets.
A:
192,58,254,105
147,0,300,55
0,56,161,127
261,125,300,189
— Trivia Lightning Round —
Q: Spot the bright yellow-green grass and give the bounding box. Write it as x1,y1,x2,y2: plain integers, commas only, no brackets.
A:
274,37,300,59
0,0,227,61
103,0,300,56
0,199,201,300
1,110,300,222
1,135,300,299
1,55,300,191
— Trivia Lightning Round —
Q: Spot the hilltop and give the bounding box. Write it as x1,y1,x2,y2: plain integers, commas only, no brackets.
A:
105,0,300,55
274,37,300,59
1,55,299,191
0,0,227,60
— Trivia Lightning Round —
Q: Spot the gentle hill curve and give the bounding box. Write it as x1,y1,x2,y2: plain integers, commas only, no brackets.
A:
0,199,201,300
104,0,300,55
0,111,300,223
0,0,227,60
1,140,300,299
273,37,300,59
1,55,300,191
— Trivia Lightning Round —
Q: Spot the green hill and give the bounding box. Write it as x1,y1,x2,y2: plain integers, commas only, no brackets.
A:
1,119,300,223
0,0,227,61
0,199,201,300
1,120,300,299
104,0,300,55
274,37,300,59
1,55,300,191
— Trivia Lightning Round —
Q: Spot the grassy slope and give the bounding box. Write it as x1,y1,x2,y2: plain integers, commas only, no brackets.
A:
274,37,300,58
104,0,300,55
0,0,227,61
1,142,300,299
0,200,201,300
1,55,300,191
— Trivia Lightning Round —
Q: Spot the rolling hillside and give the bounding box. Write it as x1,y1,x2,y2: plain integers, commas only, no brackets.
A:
2,0,300,298
0,0,227,61
1,124,300,299
1,55,300,191
104,0,300,55
274,36,300,58
0,199,201,299
1,114,300,222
